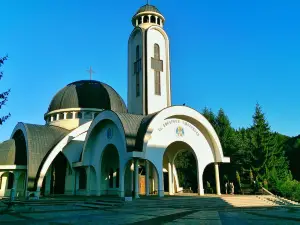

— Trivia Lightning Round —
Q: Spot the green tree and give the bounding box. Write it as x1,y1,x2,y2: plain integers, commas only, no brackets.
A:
0,55,10,125
202,107,216,128
248,104,289,187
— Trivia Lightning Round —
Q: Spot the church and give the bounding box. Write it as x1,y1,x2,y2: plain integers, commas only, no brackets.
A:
0,4,230,199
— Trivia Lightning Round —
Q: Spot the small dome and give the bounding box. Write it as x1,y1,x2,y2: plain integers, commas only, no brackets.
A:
47,80,127,113
135,4,161,15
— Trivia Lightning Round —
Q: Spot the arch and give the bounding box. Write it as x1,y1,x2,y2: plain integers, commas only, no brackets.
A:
157,18,161,25
36,122,91,190
0,172,14,197
82,110,127,165
142,106,229,163
99,144,120,195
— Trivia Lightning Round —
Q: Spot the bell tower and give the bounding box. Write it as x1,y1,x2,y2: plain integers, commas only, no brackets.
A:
128,4,171,115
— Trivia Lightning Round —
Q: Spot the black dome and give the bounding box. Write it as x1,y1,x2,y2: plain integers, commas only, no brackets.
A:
135,4,161,15
47,80,127,113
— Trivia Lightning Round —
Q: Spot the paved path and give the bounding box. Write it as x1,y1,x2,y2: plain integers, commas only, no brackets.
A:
1,196,300,224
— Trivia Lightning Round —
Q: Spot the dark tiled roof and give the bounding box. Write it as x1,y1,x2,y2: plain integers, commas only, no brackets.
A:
0,139,16,165
47,80,127,113
15,123,69,190
136,4,161,15
115,112,157,152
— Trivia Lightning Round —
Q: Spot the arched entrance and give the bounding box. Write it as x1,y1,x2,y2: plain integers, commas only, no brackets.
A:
0,172,14,197
163,141,198,195
100,144,120,196
49,152,68,195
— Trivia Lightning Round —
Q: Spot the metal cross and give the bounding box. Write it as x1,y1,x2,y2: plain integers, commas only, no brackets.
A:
86,66,95,80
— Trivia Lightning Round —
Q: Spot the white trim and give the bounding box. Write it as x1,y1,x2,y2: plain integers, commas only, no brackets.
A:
0,165,27,170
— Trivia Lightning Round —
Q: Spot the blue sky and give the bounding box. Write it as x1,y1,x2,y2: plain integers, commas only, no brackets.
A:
0,0,300,142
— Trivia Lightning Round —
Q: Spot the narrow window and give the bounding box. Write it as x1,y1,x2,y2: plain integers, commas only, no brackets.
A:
138,17,142,25
109,169,114,188
66,112,73,119
76,112,83,119
135,45,141,97
143,16,149,23
151,16,156,23
52,115,56,121
157,18,161,25
59,113,64,120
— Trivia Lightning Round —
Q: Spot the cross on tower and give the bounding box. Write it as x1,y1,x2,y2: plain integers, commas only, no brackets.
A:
151,44,163,95
86,66,95,80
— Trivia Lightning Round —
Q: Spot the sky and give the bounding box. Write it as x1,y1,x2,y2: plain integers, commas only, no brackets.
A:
0,0,300,142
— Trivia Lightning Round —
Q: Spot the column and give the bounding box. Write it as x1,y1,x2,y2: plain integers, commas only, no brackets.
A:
86,166,91,196
134,158,139,198
12,171,20,200
157,165,164,197
197,168,204,196
130,161,134,196
45,171,51,196
119,166,125,198
168,162,173,195
215,163,221,195
145,160,150,196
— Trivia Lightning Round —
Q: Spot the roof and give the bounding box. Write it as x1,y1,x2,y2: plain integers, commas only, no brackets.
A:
0,139,16,165
47,80,127,113
13,123,69,190
115,112,157,152
135,4,161,15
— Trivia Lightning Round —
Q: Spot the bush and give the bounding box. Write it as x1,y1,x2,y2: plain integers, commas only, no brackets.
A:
276,179,300,202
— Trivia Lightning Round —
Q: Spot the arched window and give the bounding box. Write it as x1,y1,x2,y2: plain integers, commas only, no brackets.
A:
138,17,142,25
109,168,114,188
79,168,86,189
116,168,119,188
157,18,161,25
151,16,156,23
135,45,141,97
153,44,161,95
66,112,73,119
7,173,14,189
59,113,64,120
143,16,149,23
52,115,57,121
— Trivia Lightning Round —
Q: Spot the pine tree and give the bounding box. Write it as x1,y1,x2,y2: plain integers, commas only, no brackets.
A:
248,104,289,185
202,107,216,129
0,55,10,125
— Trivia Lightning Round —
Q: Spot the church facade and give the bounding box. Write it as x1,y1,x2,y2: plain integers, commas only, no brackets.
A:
0,4,229,199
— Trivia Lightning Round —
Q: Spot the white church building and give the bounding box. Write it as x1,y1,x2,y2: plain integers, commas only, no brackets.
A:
0,4,230,199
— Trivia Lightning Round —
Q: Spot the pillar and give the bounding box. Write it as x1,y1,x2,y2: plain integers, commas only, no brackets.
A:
130,161,134,196
45,171,51,196
215,163,221,195
119,165,125,198
168,162,174,195
145,160,150,196
86,166,91,196
157,166,164,197
134,158,139,198
197,168,204,196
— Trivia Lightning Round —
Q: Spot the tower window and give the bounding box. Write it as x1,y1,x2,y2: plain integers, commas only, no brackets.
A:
157,18,161,25
151,16,156,23
151,44,163,96
134,45,141,97
59,113,64,120
143,16,149,23
138,17,142,25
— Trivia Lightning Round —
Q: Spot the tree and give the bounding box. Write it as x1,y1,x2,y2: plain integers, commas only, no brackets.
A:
248,104,289,186
0,55,10,125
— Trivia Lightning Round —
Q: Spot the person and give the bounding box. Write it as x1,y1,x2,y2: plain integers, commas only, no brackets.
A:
225,182,228,194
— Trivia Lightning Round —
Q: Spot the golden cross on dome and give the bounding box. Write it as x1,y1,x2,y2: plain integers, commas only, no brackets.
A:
86,66,95,80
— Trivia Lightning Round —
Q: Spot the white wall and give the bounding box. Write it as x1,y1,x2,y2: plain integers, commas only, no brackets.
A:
128,29,144,115
146,27,170,114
